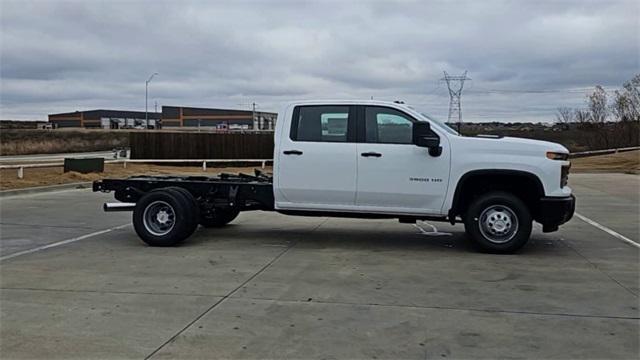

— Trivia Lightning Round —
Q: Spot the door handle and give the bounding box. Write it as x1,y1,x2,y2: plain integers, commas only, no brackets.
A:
283,150,303,155
361,152,382,158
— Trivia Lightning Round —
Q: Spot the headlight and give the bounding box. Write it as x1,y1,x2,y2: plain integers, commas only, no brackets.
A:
546,151,569,161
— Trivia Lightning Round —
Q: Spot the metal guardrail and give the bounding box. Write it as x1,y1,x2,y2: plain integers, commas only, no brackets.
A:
0,149,130,164
0,160,122,179
568,146,640,158
0,159,273,179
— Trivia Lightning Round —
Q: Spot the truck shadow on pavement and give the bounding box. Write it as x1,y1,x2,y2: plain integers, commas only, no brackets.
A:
183,224,565,255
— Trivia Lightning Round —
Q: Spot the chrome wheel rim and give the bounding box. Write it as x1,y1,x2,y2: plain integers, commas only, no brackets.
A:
143,200,176,236
478,205,519,244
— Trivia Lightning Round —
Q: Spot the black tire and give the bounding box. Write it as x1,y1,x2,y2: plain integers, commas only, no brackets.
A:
164,187,199,238
463,191,532,253
132,189,195,246
199,208,240,228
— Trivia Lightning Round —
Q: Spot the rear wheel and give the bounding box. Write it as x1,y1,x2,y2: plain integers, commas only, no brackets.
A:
199,208,240,228
463,191,532,253
133,189,197,246
164,187,199,237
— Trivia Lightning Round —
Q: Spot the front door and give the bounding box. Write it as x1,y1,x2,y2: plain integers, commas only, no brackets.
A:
276,105,357,209
355,106,450,214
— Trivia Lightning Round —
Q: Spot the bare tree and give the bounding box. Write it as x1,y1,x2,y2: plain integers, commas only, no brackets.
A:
555,107,574,123
612,74,640,122
587,85,608,124
574,109,590,124
611,74,640,147
561,77,639,150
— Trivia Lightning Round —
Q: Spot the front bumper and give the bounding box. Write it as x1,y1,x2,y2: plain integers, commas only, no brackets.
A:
538,194,576,232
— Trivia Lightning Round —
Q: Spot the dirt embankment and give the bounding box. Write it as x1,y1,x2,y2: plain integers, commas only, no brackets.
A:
571,150,639,174
0,129,130,156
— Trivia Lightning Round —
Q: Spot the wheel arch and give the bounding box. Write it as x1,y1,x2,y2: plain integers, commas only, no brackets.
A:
448,169,545,223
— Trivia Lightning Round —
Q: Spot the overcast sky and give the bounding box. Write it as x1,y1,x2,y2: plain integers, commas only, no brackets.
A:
1,0,638,122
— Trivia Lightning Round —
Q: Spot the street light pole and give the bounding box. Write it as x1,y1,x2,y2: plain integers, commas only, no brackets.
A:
145,72,158,129
252,102,257,130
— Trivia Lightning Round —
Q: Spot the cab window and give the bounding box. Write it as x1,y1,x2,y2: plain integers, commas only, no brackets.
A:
365,106,414,144
291,106,353,142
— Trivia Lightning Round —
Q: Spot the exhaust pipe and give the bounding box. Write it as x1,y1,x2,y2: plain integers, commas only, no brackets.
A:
103,202,136,212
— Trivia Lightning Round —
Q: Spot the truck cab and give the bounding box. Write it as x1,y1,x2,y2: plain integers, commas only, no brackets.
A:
273,100,574,251
95,100,575,253
274,100,452,215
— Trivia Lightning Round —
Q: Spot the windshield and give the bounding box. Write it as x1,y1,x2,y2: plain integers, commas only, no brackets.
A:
420,113,459,135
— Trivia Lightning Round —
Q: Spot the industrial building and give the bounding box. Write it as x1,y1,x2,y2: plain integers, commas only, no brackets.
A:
48,110,161,129
48,106,277,131
161,106,276,130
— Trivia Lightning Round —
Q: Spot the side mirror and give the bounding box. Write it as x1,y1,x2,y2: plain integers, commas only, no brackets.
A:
413,122,442,157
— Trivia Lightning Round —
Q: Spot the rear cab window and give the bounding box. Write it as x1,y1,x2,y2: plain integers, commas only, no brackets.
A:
290,105,355,142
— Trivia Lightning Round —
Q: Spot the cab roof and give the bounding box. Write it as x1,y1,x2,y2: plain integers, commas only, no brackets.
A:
286,99,412,108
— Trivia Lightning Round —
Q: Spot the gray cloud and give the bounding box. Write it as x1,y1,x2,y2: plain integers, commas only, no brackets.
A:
1,0,638,122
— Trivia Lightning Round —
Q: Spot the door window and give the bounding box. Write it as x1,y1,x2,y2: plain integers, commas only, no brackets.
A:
291,106,352,142
365,107,414,144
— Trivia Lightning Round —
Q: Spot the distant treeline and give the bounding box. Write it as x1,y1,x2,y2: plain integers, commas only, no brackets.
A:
548,74,640,150
461,122,639,152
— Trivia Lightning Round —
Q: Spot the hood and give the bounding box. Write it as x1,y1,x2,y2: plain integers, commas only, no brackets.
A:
455,135,569,155
498,136,568,153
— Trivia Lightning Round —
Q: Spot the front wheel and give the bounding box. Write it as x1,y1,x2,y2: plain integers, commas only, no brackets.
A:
463,191,532,253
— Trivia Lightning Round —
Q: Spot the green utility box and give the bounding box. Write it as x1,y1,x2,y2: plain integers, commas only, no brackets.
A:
63,158,104,173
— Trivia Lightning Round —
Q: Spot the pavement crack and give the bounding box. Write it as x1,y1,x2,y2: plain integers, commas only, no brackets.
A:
142,218,330,359
0,222,97,230
0,287,220,298
309,217,330,232
236,296,640,321
0,224,130,262
559,237,638,298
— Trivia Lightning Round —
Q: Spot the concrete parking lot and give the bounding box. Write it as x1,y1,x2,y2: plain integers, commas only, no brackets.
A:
0,173,638,359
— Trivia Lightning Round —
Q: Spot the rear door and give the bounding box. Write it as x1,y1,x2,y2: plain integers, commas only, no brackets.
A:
276,105,357,209
355,106,450,214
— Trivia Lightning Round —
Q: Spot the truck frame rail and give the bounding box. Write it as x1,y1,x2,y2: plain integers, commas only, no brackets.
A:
94,170,275,212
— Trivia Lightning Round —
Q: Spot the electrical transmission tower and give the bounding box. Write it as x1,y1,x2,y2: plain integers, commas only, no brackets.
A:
441,71,470,133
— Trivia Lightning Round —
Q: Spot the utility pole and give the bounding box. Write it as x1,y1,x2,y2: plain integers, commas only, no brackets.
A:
441,71,470,134
238,102,259,130
145,72,158,129
252,102,257,130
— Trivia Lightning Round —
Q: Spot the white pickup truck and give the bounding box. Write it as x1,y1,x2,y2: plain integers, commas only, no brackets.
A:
94,100,575,253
